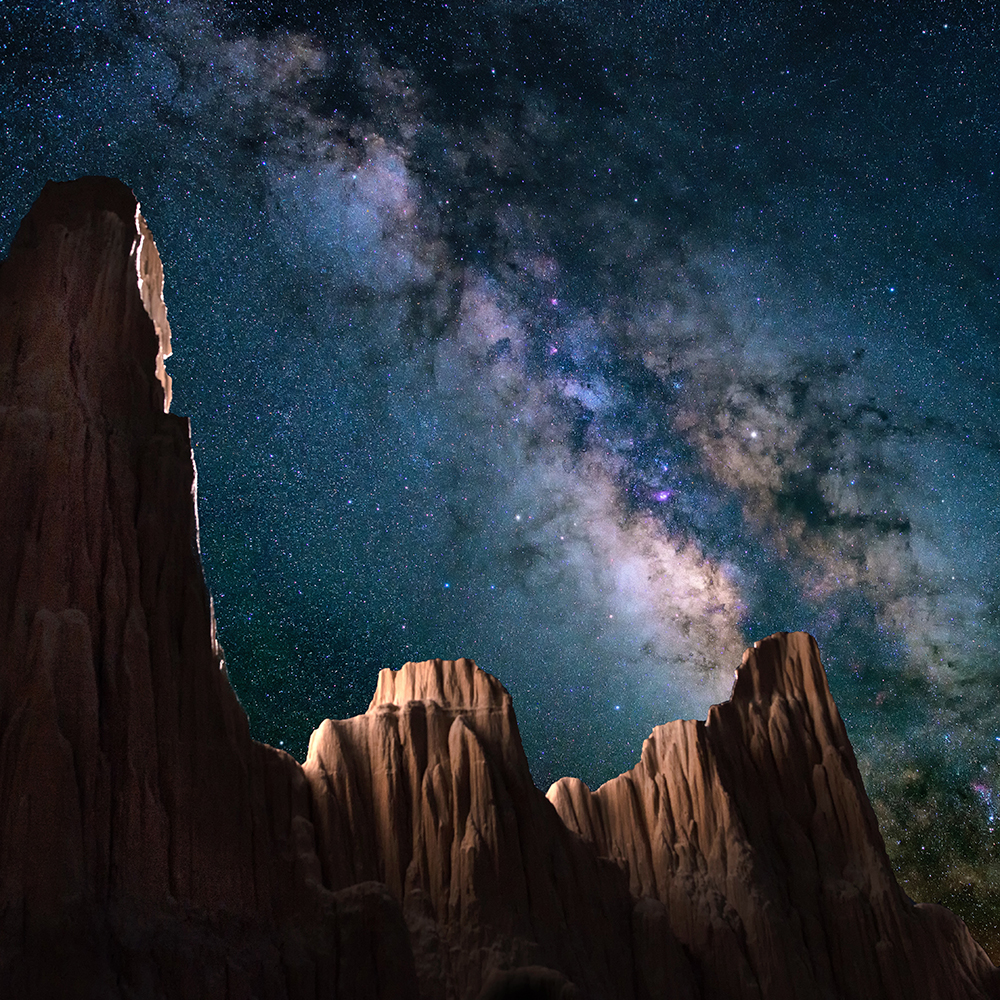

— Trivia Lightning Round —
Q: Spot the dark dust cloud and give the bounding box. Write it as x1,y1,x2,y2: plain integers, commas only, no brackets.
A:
1,0,999,957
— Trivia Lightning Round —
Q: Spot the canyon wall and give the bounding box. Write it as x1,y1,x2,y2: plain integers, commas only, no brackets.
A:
0,177,996,1000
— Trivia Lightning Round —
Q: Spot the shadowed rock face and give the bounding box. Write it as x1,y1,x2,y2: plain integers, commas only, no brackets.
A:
0,177,414,1000
0,178,997,1000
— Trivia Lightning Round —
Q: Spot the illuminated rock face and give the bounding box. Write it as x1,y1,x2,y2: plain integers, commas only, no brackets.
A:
0,178,997,1000
549,631,1000,1000
304,658,644,1000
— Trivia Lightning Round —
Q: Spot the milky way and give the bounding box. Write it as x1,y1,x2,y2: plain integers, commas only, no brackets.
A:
1,0,998,955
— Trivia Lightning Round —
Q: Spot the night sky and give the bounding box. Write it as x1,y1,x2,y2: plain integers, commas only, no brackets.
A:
2,0,999,957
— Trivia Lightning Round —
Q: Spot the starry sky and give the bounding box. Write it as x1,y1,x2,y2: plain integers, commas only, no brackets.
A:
2,0,999,957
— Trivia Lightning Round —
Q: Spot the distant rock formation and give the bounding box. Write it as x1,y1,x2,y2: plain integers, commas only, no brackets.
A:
0,177,996,999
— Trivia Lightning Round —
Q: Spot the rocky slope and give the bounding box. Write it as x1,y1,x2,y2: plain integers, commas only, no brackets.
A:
0,177,411,999
0,177,996,999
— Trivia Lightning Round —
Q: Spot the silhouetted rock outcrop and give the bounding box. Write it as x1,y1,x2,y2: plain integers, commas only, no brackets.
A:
0,178,996,999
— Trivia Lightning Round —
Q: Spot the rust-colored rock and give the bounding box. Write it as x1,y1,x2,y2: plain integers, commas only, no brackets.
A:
1,178,997,999
304,658,640,1000
549,632,1000,1000
0,177,414,999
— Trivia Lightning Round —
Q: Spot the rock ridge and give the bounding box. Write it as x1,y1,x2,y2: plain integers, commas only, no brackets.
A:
369,657,513,713
1,178,997,1000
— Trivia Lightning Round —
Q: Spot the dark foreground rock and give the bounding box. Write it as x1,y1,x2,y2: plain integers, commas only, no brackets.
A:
0,177,996,999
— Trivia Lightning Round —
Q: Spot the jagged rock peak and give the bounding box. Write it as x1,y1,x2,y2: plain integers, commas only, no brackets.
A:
1,175,173,414
0,174,418,999
548,631,1000,1000
368,656,513,713
731,629,829,706
710,629,849,773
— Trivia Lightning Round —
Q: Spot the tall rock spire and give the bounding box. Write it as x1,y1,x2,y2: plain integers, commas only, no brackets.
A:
0,176,257,917
0,178,415,999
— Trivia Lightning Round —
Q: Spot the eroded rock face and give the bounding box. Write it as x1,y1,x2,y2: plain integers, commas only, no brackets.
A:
548,632,1000,1000
304,658,644,1000
1,178,997,1000
0,178,413,999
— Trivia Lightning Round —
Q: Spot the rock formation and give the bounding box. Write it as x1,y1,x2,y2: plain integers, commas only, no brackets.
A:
549,631,998,1000
0,176,411,999
0,177,997,999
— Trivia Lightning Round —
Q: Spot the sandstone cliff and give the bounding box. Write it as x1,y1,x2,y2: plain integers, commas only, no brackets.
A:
0,177,415,999
0,177,996,1000
549,632,998,1000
